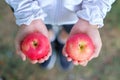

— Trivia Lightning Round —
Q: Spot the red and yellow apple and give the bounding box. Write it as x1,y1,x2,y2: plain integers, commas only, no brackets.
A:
21,32,51,61
65,33,95,63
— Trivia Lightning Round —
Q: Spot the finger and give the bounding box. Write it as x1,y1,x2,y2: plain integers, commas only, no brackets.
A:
38,55,49,63
44,45,52,61
67,57,72,62
79,60,88,66
44,55,50,61
48,48,52,57
31,60,38,64
62,45,68,57
38,55,50,63
73,60,79,65
63,45,72,62
15,41,26,61
20,53,26,61
38,46,52,63
16,50,26,61
38,59,45,63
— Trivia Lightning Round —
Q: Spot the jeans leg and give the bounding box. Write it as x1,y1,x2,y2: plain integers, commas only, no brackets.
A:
62,24,74,33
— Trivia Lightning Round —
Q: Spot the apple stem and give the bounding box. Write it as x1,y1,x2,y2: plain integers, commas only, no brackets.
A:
33,40,38,47
79,44,84,50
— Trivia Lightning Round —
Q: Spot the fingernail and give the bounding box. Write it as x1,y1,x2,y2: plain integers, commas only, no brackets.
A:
44,55,49,60
22,57,26,61
63,53,68,57
38,59,44,63
31,60,38,64
67,57,72,61
20,53,26,61
80,61,88,66
48,52,52,57
73,61,79,65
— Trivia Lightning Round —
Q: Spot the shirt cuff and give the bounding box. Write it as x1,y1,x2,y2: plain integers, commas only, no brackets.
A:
15,9,47,26
76,0,115,28
6,0,47,26
76,7,104,28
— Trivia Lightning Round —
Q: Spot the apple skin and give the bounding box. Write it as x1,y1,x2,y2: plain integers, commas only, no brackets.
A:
65,33,95,62
21,32,51,60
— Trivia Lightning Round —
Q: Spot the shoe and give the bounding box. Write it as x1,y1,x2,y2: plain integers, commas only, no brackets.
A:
39,42,57,70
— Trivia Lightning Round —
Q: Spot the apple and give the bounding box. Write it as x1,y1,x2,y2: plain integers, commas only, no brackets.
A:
65,33,95,63
21,32,51,61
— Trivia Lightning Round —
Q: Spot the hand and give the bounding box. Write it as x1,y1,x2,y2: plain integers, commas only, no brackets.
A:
63,18,102,66
15,19,52,64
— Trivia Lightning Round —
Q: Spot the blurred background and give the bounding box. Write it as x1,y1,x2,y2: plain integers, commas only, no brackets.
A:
0,0,120,80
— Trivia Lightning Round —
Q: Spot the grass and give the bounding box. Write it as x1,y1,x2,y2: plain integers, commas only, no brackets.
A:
105,0,120,28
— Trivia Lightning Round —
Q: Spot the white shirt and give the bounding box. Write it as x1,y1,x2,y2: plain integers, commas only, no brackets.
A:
6,0,115,28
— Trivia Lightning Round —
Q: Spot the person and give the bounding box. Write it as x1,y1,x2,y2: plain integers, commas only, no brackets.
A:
5,0,115,70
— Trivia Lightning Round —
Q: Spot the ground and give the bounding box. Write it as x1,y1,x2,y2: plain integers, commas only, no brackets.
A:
0,0,120,80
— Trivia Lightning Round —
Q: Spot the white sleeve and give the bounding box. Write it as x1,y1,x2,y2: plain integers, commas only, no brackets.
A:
76,0,115,28
5,0,47,26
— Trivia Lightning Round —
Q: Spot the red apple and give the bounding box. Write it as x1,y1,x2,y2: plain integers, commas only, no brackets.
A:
21,32,51,61
65,33,95,62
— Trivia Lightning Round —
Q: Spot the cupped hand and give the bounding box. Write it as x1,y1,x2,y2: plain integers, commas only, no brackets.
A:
63,18,102,66
15,19,52,64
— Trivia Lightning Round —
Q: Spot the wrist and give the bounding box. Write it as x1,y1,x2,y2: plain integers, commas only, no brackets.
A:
78,18,98,29
19,19,44,32
77,19,99,33
70,18,99,34
20,19,43,27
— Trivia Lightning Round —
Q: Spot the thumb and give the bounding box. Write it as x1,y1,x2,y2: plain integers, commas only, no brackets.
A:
15,36,26,61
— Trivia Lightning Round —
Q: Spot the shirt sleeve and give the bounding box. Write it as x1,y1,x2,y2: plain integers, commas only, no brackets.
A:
5,0,47,26
76,0,116,28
